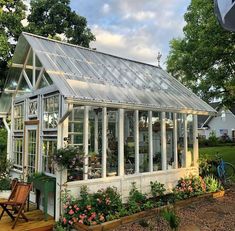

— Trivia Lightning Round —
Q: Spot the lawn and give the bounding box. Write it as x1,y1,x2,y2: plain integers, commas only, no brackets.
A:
199,145,235,165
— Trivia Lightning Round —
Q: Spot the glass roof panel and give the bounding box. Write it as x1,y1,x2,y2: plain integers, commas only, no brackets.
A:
18,33,216,114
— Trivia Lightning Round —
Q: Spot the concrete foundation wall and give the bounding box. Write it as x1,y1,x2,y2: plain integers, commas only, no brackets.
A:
65,167,199,201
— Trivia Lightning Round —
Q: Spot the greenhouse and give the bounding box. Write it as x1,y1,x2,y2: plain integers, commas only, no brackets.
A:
0,32,216,220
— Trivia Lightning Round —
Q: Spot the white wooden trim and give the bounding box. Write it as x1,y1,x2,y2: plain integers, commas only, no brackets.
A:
102,107,107,178
83,106,89,180
94,113,98,153
33,50,36,87
118,109,124,176
35,67,45,89
161,112,167,170
173,113,178,169
183,114,188,168
134,110,139,173
22,70,33,90
148,111,153,172
193,115,198,167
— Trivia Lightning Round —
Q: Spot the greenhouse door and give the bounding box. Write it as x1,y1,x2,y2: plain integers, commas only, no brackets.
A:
24,123,39,180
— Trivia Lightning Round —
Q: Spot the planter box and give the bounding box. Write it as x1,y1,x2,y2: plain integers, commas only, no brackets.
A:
74,222,102,231
74,191,225,231
212,190,225,198
102,219,121,231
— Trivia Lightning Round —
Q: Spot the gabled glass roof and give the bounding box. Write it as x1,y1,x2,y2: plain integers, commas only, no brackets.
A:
8,32,216,115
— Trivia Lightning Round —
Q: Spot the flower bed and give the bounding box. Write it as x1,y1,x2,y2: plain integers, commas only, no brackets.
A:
56,175,224,231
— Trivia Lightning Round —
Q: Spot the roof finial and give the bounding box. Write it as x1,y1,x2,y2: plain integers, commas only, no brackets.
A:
157,51,162,67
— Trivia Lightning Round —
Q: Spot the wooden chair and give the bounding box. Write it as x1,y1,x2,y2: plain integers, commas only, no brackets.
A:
0,178,19,217
0,182,33,229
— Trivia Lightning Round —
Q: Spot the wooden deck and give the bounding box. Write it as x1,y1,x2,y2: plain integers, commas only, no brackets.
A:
0,205,55,231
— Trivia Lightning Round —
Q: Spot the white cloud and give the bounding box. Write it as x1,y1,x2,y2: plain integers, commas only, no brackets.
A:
102,3,111,14
90,26,160,66
124,11,155,21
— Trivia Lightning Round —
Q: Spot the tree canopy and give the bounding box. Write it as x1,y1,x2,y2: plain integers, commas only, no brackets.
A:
166,0,235,106
0,0,95,88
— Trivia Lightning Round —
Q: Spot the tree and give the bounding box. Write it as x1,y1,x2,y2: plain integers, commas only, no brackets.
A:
166,0,235,106
27,0,95,47
0,0,26,88
0,0,95,88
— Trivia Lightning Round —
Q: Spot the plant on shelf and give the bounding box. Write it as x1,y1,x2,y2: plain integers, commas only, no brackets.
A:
53,146,84,170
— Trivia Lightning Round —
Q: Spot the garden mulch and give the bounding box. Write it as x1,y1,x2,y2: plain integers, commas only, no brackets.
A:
114,184,235,231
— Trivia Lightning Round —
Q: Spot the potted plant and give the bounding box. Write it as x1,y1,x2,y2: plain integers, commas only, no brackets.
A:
53,146,84,181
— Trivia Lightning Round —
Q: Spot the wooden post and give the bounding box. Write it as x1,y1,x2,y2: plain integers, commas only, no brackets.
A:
83,106,89,180
102,107,107,178
148,111,153,172
134,110,139,173
161,112,167,170
173,113,178,169
118,109,124,176
94,113,98,154
193,114,198,167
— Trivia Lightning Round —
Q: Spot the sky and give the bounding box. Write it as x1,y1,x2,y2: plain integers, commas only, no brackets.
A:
70,0,191,68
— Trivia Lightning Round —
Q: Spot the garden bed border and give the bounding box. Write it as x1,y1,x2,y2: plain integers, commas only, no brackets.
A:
74,190,225,231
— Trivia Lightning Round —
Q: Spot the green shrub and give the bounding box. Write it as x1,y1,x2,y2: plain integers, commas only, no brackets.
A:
162,208,180,231
204,175,223,192
127,182,147,214
150,180,166,198
198,155,212,177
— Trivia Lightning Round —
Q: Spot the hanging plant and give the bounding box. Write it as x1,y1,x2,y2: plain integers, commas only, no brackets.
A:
53,146,84,170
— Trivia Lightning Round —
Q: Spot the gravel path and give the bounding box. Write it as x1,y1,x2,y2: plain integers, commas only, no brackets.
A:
115,185,235,231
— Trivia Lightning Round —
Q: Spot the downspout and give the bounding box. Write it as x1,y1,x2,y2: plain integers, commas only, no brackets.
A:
3,117,11,160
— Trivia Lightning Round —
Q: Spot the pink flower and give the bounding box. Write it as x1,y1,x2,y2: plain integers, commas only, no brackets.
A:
99,215,105,221
63,217,67,224
78,219,83,224
69,220,73,225
68,209,74,215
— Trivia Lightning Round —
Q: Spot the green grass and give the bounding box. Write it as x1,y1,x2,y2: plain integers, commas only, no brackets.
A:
199,145,235,165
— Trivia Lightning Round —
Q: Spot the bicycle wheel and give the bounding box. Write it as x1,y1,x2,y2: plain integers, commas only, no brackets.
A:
223,162,235,180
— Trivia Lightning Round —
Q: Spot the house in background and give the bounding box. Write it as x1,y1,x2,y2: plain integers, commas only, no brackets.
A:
0,32,216,220
198,103,235,142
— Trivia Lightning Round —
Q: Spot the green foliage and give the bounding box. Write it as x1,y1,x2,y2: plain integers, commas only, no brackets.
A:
208,131,219,146
150,180,166,198
162,208,180,231
204,175,223,192
166,0,235,106
53,221,69,231
127,182,147,214
0,128,12,190
173,175,206,200
200,146,235,166
60,186,123,227
198,155,212,177
54,146,84,170
92,186,123,220
0,0,95,88
27,0,95,47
